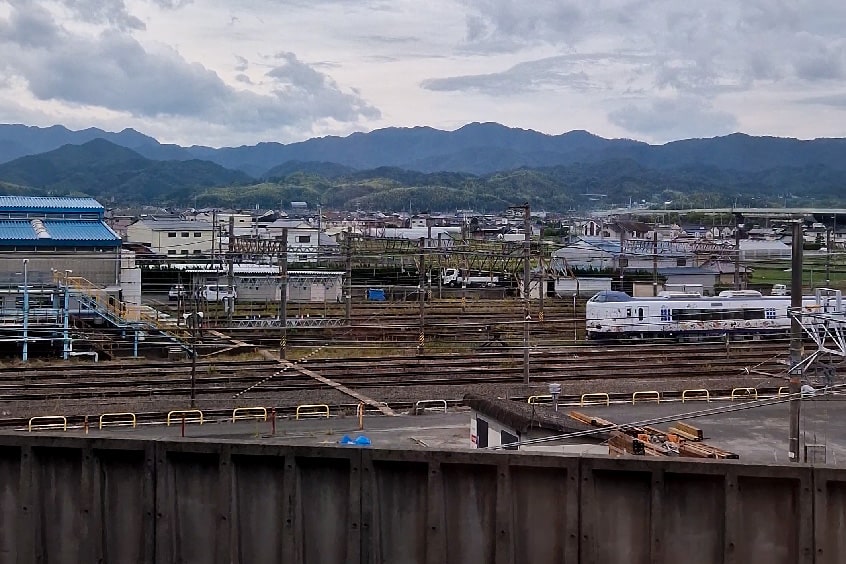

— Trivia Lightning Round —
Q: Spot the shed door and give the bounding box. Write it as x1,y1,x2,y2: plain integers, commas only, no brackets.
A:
476,418,488,448
311,283,326,302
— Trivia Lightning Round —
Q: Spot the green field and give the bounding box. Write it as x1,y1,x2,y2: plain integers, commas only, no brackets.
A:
749,256,846,291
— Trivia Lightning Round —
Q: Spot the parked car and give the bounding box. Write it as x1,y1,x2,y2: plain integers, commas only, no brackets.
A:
201,284,237,302
168,284,188,301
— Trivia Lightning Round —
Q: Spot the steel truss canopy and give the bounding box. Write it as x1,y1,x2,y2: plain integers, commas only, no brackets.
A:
790,289,846,376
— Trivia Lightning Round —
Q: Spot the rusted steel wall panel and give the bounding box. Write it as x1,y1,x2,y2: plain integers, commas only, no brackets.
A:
0,446,21,562
363,449,579,564
0,434,843,563
814,468,846,564
579,457,814,564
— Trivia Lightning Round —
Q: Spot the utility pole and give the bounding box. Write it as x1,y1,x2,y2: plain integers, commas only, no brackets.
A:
190,325,197,408
826,228,832,287
227,216,235,325
652,230,658,297
522,204,531,384
211,209,217,265
279,228,288,360
538,253,545,323
788,220,803,463
189,304,199,409
618,229,626,292
63,270,71,360
345,228,352,323
22,259,28,362
418,237,426,355
734,219,741,290
461,227,469,313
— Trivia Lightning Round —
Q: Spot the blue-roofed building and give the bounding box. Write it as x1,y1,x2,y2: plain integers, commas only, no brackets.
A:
0,196,105,217
0,196,122,287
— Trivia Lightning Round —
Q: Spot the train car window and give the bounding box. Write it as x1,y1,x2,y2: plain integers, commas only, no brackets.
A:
765,308,777,320
638,308,644,321
661,307,671,322
626,308,632,317
743,309,765,320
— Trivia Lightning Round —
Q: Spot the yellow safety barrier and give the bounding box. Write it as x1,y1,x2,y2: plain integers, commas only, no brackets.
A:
98,412,137,429
731,387,758,401
356,402,389,416
414,399,448,414
778,386,790,398
528,395,552,404
580,393,610,407
682,389,710,403
28,415,67,432
632,391,661,405
295,404,330,420
232,407,267,423
166,410,204,426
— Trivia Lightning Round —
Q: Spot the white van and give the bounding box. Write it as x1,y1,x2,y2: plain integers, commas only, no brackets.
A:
771,284,788,296
201,284,237,302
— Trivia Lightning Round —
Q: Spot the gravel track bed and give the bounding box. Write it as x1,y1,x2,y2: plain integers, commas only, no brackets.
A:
1,374,785,423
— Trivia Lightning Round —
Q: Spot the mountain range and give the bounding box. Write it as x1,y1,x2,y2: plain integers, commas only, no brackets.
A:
0,122,845,210
3,122,846,177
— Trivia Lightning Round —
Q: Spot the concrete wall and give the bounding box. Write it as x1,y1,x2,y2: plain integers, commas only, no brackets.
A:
0,252,121,287
0,434,842,563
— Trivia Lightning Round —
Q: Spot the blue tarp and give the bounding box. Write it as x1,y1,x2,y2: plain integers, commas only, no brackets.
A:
366,288,386,301
339,435,372,446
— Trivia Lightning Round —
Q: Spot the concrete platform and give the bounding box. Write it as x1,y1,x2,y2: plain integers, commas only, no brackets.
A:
51,411,474,450
20,397,846,465
576,397,846,465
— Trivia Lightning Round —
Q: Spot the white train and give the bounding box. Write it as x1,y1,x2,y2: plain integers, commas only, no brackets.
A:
585,289,840,340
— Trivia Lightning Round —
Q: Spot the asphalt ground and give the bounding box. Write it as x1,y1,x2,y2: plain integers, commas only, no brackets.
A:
14,397,846,465
41,411,474,450
576,397,846,464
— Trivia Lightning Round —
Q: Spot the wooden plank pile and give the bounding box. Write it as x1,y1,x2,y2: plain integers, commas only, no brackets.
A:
567,411,739,460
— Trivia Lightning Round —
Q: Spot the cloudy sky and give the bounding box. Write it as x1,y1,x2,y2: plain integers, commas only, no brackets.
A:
1,0,845,147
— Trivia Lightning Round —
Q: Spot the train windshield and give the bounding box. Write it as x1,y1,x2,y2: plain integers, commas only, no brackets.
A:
589,290,632,303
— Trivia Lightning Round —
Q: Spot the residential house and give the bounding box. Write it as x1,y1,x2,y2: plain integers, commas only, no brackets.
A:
266,219,321,263
739,239,791,260
125,219,215,257
627,266,718,296
364,225,462,249
552,237,691,272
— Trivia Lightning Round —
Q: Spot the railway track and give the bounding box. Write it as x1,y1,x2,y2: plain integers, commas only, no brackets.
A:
0,341,804,410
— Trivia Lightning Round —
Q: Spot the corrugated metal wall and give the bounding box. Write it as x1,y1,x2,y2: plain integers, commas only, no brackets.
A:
0,435,840,563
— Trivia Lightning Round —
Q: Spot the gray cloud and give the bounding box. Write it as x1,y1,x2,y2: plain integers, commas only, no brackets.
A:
359,34,419,45
149,0,192,8
459,0,585,52
797,94,846,108
609,97,738,140
460,0,846,92
422,56,597,94
57,0,145,30
0,4,379,134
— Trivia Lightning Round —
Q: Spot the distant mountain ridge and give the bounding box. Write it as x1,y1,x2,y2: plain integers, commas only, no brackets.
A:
0,137,844,211
2,122,845,178
0,139,251,204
